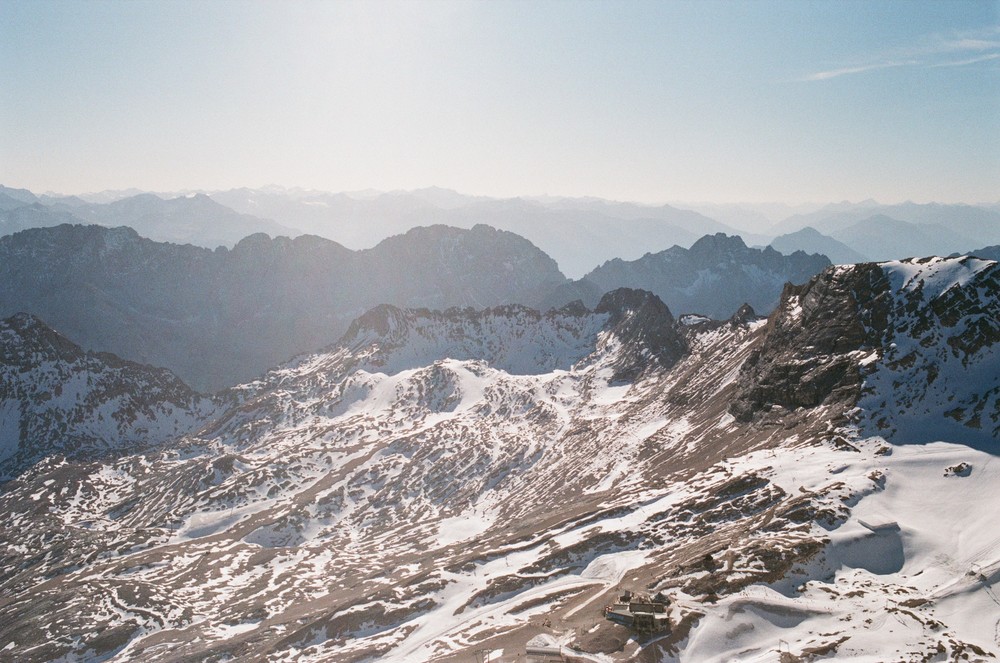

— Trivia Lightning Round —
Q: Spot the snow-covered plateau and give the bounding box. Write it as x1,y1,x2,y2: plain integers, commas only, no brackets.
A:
0,256,998,662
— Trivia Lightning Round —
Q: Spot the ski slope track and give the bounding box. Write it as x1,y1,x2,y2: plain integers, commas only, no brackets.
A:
0,259,998,662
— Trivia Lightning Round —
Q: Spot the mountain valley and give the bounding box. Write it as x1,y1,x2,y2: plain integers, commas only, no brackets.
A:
1,255,997,662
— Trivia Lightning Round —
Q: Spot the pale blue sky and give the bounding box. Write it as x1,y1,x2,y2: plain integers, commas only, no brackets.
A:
1,0,997,203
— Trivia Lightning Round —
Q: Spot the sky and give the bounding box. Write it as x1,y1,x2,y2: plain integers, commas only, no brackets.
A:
1,0,997,204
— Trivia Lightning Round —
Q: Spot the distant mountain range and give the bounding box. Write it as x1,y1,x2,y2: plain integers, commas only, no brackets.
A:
0,222,834,391
0,185,298,249
769,226,867,265
209,187,742,278
4,184,999,275
0,223,566,392
970,244,1000,261
561,233,832,319
770,200,1000,261
2,182,998,395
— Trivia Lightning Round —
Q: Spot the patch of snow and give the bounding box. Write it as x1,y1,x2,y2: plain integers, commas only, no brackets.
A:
436,512,493,546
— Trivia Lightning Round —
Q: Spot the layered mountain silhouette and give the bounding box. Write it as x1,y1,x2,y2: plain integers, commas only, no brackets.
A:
771,201,1000,260
559,233,832,319
210,187,735,278
0,224,566,391
769,226,866,265
44,192,299,248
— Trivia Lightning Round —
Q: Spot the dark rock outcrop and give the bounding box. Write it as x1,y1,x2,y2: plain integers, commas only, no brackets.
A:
729,303,759,326
595,288,687,382
729,264,891,421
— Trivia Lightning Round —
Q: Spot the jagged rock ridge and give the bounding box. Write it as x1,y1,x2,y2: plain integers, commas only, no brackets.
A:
731,256,1000,447
580,232,832,319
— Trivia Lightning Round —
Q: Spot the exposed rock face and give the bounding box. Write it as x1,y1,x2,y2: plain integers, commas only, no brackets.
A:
729,263,890,422
730,256,999,447
583,233,831,319
729,303,759,326
0,314,216,481
593,288,687,382
0,223,567,391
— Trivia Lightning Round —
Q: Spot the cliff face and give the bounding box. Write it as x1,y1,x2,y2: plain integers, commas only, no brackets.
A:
593,288,687,382
730,257,1000,448
729,263,890,422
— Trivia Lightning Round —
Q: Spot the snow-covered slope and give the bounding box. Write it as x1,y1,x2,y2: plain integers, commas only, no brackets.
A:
0,313,217,481
1,257,998,662
860,257,1000,445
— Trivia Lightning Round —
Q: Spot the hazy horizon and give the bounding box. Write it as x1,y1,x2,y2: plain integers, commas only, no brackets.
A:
2,0,997,205
6,183,999,212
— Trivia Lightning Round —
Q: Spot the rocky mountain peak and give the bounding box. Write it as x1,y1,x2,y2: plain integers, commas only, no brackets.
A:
688,231,749,259
729,302,759,326
0,312,82,364
231,231,273,251
594,287,687,381
730,262,891,422
340,303,415,350
0,314,217,481
583,232,831,320
595,286,674,323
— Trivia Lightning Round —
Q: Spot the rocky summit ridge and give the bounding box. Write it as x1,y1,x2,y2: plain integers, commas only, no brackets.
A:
0,256,998,662
579,232,832,320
